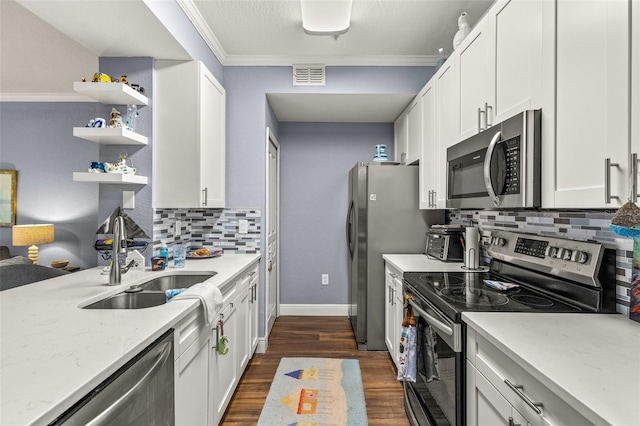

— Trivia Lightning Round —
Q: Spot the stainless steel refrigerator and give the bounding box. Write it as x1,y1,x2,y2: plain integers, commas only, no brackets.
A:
346,162,444,350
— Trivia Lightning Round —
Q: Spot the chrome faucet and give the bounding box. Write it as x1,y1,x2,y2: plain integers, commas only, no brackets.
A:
109,215,128,286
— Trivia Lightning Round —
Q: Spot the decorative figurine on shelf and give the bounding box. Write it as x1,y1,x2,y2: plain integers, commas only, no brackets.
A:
88,162,107,173
105,153,136,175
109,108,123,128
92,72,112,83
86,118,106,128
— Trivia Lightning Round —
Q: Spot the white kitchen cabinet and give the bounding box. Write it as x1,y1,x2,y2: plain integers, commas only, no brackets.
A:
467,361,533,426
395,99,421,165
419,81,437,209
211,298,238,425
466,327,589,426
394,111,408,164
406,99,421,165
542,0,630,208
174,309,210,426
236,276,251,372
154,60,225,208
176,328,210,426
248,266,259,354
71,82,149,184
384,263,404,370
433,59,458,208
456,0,544,142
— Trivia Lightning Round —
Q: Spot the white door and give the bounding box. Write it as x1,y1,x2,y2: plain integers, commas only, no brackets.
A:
265,128,280,336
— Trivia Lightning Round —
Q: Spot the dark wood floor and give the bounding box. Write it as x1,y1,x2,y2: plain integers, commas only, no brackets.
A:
220,316,410,425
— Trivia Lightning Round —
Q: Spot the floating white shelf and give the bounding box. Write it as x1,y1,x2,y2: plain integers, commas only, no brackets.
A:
72,127,148,145
73,82,148,106
73,172,148,185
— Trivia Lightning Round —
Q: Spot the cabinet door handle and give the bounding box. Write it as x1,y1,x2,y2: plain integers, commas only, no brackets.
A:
485,103,493,128
202,187,208,206
504,379,543,414
478,107,485,132
605,158,620,204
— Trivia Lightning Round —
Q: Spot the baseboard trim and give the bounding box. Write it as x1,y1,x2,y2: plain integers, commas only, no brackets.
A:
255,338,267,354
279,304,349,316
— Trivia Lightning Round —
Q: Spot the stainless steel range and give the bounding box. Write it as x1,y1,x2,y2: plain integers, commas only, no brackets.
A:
401,230,617,426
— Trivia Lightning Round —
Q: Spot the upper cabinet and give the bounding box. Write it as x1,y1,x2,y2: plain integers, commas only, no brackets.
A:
456,0,544,142
394,98,421,165
154,60,226,209
394,112,408,164
420,58,457,210
542,0,631,208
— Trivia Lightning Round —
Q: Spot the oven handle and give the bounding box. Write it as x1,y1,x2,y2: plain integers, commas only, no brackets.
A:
483,130,502,207
408,299,453,337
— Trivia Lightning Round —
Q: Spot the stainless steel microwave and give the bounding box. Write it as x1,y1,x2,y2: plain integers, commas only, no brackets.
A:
446,109,541,209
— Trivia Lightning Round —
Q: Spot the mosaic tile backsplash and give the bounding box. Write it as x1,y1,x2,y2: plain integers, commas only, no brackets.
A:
153,208,261,257
447,209,632,315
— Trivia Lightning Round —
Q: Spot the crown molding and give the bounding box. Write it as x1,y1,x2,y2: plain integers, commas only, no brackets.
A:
176,0,228,64
0,93,96,102
224,54,437,67
176,0,435,68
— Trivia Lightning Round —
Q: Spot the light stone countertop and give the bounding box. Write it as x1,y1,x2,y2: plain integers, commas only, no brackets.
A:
463,312,640,426
382,253,470,273
0,253,260,426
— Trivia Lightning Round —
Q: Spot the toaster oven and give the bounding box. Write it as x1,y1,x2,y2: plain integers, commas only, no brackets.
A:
425,228,464,262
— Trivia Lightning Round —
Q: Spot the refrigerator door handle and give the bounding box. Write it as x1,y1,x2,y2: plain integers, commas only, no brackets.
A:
346,200,355,258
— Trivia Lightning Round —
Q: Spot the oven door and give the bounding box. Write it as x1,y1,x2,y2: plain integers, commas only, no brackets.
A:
404,293,464,426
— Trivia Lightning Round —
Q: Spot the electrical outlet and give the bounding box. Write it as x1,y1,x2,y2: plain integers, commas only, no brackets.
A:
175,219,181,237
322,274,329,285
239,220,249,234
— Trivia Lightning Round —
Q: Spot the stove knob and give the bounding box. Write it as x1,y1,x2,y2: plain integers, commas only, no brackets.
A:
554,248,565,259
545,246,555,257
494,237,506,247
572,250,589,264
563,249,573,261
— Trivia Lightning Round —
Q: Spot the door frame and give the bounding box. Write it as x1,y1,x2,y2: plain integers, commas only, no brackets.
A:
264,127,280,344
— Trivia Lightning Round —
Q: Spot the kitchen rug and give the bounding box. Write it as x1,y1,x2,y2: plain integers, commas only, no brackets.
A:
258,357,368,425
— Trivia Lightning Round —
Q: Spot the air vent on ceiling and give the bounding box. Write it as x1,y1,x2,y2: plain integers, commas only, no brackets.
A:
293,64,326,86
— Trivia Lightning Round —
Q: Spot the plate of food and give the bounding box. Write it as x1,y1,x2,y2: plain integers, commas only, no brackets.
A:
187,247,223,259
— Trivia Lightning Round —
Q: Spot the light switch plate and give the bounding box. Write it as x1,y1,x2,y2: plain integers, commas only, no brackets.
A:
123,191,135,209
239,220,249,234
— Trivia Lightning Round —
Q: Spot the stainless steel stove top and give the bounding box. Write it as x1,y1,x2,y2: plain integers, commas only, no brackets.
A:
403,230,618,321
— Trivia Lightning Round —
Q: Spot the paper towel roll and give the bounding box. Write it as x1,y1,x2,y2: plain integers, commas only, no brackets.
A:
465,227,480,269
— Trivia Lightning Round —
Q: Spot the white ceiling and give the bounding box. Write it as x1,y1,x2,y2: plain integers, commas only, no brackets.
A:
183,0,493,66
14,0,494,123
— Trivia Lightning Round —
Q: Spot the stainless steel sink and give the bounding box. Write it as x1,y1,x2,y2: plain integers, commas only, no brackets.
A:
83,272,216,309
84,292,167,309
137,273,216,291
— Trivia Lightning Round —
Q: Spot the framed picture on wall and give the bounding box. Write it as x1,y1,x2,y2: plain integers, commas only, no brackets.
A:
0,170,17,227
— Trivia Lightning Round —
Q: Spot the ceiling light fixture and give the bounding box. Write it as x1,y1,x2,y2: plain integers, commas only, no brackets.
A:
301,0,353,36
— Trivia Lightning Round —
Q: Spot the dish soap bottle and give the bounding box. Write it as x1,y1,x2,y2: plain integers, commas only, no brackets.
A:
159,242,168,263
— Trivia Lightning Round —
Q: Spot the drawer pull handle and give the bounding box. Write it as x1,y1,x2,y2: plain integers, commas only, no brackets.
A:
504,379,543,414
508,417,521,426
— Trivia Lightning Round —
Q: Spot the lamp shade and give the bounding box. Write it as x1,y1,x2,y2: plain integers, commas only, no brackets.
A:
301,0,353,35
12,224,55,246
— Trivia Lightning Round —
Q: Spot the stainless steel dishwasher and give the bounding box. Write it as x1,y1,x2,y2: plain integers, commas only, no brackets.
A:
49,329,174,426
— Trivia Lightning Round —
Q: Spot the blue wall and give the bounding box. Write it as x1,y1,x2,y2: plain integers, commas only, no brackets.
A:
279,122,394,304
0,102,100,267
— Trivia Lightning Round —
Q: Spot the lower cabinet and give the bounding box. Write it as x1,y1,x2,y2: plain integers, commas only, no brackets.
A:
174,259,260,426
384,262,405,370
211,300,238,425
248,268,259,354
467,361,534,426
466,327,588,426
175,328,211,426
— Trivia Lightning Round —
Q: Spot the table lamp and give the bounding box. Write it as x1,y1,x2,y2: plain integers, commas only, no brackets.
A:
12,224,55,265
